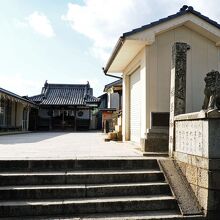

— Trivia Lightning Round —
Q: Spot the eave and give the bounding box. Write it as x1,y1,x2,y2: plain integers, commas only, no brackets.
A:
103,6,220,75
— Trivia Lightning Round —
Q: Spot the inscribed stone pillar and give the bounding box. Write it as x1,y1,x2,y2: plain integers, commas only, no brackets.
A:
169,42,190,156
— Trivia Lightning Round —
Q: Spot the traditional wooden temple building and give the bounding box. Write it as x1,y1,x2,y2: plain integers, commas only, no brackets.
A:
28,81,100,131
0,87,36,132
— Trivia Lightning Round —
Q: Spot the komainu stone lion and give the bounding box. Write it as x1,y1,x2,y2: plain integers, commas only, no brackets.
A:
202,70,220,110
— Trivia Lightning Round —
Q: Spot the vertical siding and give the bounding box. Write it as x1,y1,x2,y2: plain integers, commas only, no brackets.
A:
123,49,146,141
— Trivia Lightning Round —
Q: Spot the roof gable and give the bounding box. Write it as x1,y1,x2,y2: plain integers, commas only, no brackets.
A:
104,5,220,74
123,6,220,38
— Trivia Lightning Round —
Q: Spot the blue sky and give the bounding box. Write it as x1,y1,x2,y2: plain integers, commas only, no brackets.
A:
0,0,219,97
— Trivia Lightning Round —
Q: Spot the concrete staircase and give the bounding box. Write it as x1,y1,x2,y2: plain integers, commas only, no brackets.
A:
0,159,203,219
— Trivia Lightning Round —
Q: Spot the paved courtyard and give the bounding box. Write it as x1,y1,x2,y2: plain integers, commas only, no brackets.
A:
0,132,142,159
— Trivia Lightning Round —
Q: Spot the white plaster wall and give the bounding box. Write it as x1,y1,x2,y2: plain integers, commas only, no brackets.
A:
122,25,219,140
148,26,219,122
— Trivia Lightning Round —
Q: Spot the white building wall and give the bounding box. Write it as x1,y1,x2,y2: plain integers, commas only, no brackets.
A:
122,25,220,141
147,25,219,127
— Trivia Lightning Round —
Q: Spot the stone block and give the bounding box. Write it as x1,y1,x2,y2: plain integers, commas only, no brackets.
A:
174,116,220,215
175,118,220,159
177,161,186,175
190,183,198,197
174,151,188,164
197,187,208,211
185,164,198,185
191,155,209,170
175,120,208,158
197,168,209,189
141,133,168,153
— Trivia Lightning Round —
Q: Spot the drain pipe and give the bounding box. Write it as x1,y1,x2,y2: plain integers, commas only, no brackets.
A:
102,37,124,79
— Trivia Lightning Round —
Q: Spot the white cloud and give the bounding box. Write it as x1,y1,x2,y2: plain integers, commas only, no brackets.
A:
61,0,179,63
1,74,42,96
14,12,55,38
62,0,220,63
27,11,55,38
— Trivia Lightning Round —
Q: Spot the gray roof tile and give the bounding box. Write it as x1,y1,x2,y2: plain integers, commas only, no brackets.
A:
123,5,220,37
29,83,100,106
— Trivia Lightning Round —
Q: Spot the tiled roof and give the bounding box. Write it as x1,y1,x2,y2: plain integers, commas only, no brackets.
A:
29,94,44,103
103,5,220,74
86,95,100,103
29,83,100,106
123,5,220,37
0,87,36,105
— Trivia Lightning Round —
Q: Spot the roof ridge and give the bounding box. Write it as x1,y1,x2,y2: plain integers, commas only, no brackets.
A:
47,83,88,87
122,5,220,38
29,83,99,106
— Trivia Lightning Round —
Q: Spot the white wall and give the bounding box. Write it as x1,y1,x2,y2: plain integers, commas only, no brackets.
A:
147,25,219,126
122,25,220,141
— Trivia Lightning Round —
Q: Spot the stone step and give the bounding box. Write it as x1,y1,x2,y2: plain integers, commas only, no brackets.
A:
0,182,171,200
0,195,179,217
0,159,159,172
0,170,164,186
143,152,169,157
5,210,205,220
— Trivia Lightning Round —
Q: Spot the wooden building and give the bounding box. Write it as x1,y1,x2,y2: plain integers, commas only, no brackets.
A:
0,87,36,132
29,81,100,131
98,79,122,133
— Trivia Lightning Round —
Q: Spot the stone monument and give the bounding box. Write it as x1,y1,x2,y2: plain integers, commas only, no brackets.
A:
202,70,220,110
169,42,190,156
173,70,220,218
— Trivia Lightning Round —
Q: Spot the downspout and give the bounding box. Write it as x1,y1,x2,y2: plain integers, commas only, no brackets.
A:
102,37,124,79
103,68,122,79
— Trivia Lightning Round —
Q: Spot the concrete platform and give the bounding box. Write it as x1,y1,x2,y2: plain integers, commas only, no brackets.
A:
0,132,142,159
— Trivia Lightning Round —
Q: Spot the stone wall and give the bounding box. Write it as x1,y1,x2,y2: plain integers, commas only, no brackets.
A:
174,113,220,217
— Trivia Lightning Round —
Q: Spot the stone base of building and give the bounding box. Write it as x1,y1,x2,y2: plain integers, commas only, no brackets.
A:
173,110,220,216
140,128,169,153
174,151,220,216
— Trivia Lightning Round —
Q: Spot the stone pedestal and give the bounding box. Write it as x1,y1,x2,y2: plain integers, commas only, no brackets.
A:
141,128,169,154
174,110,220,218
